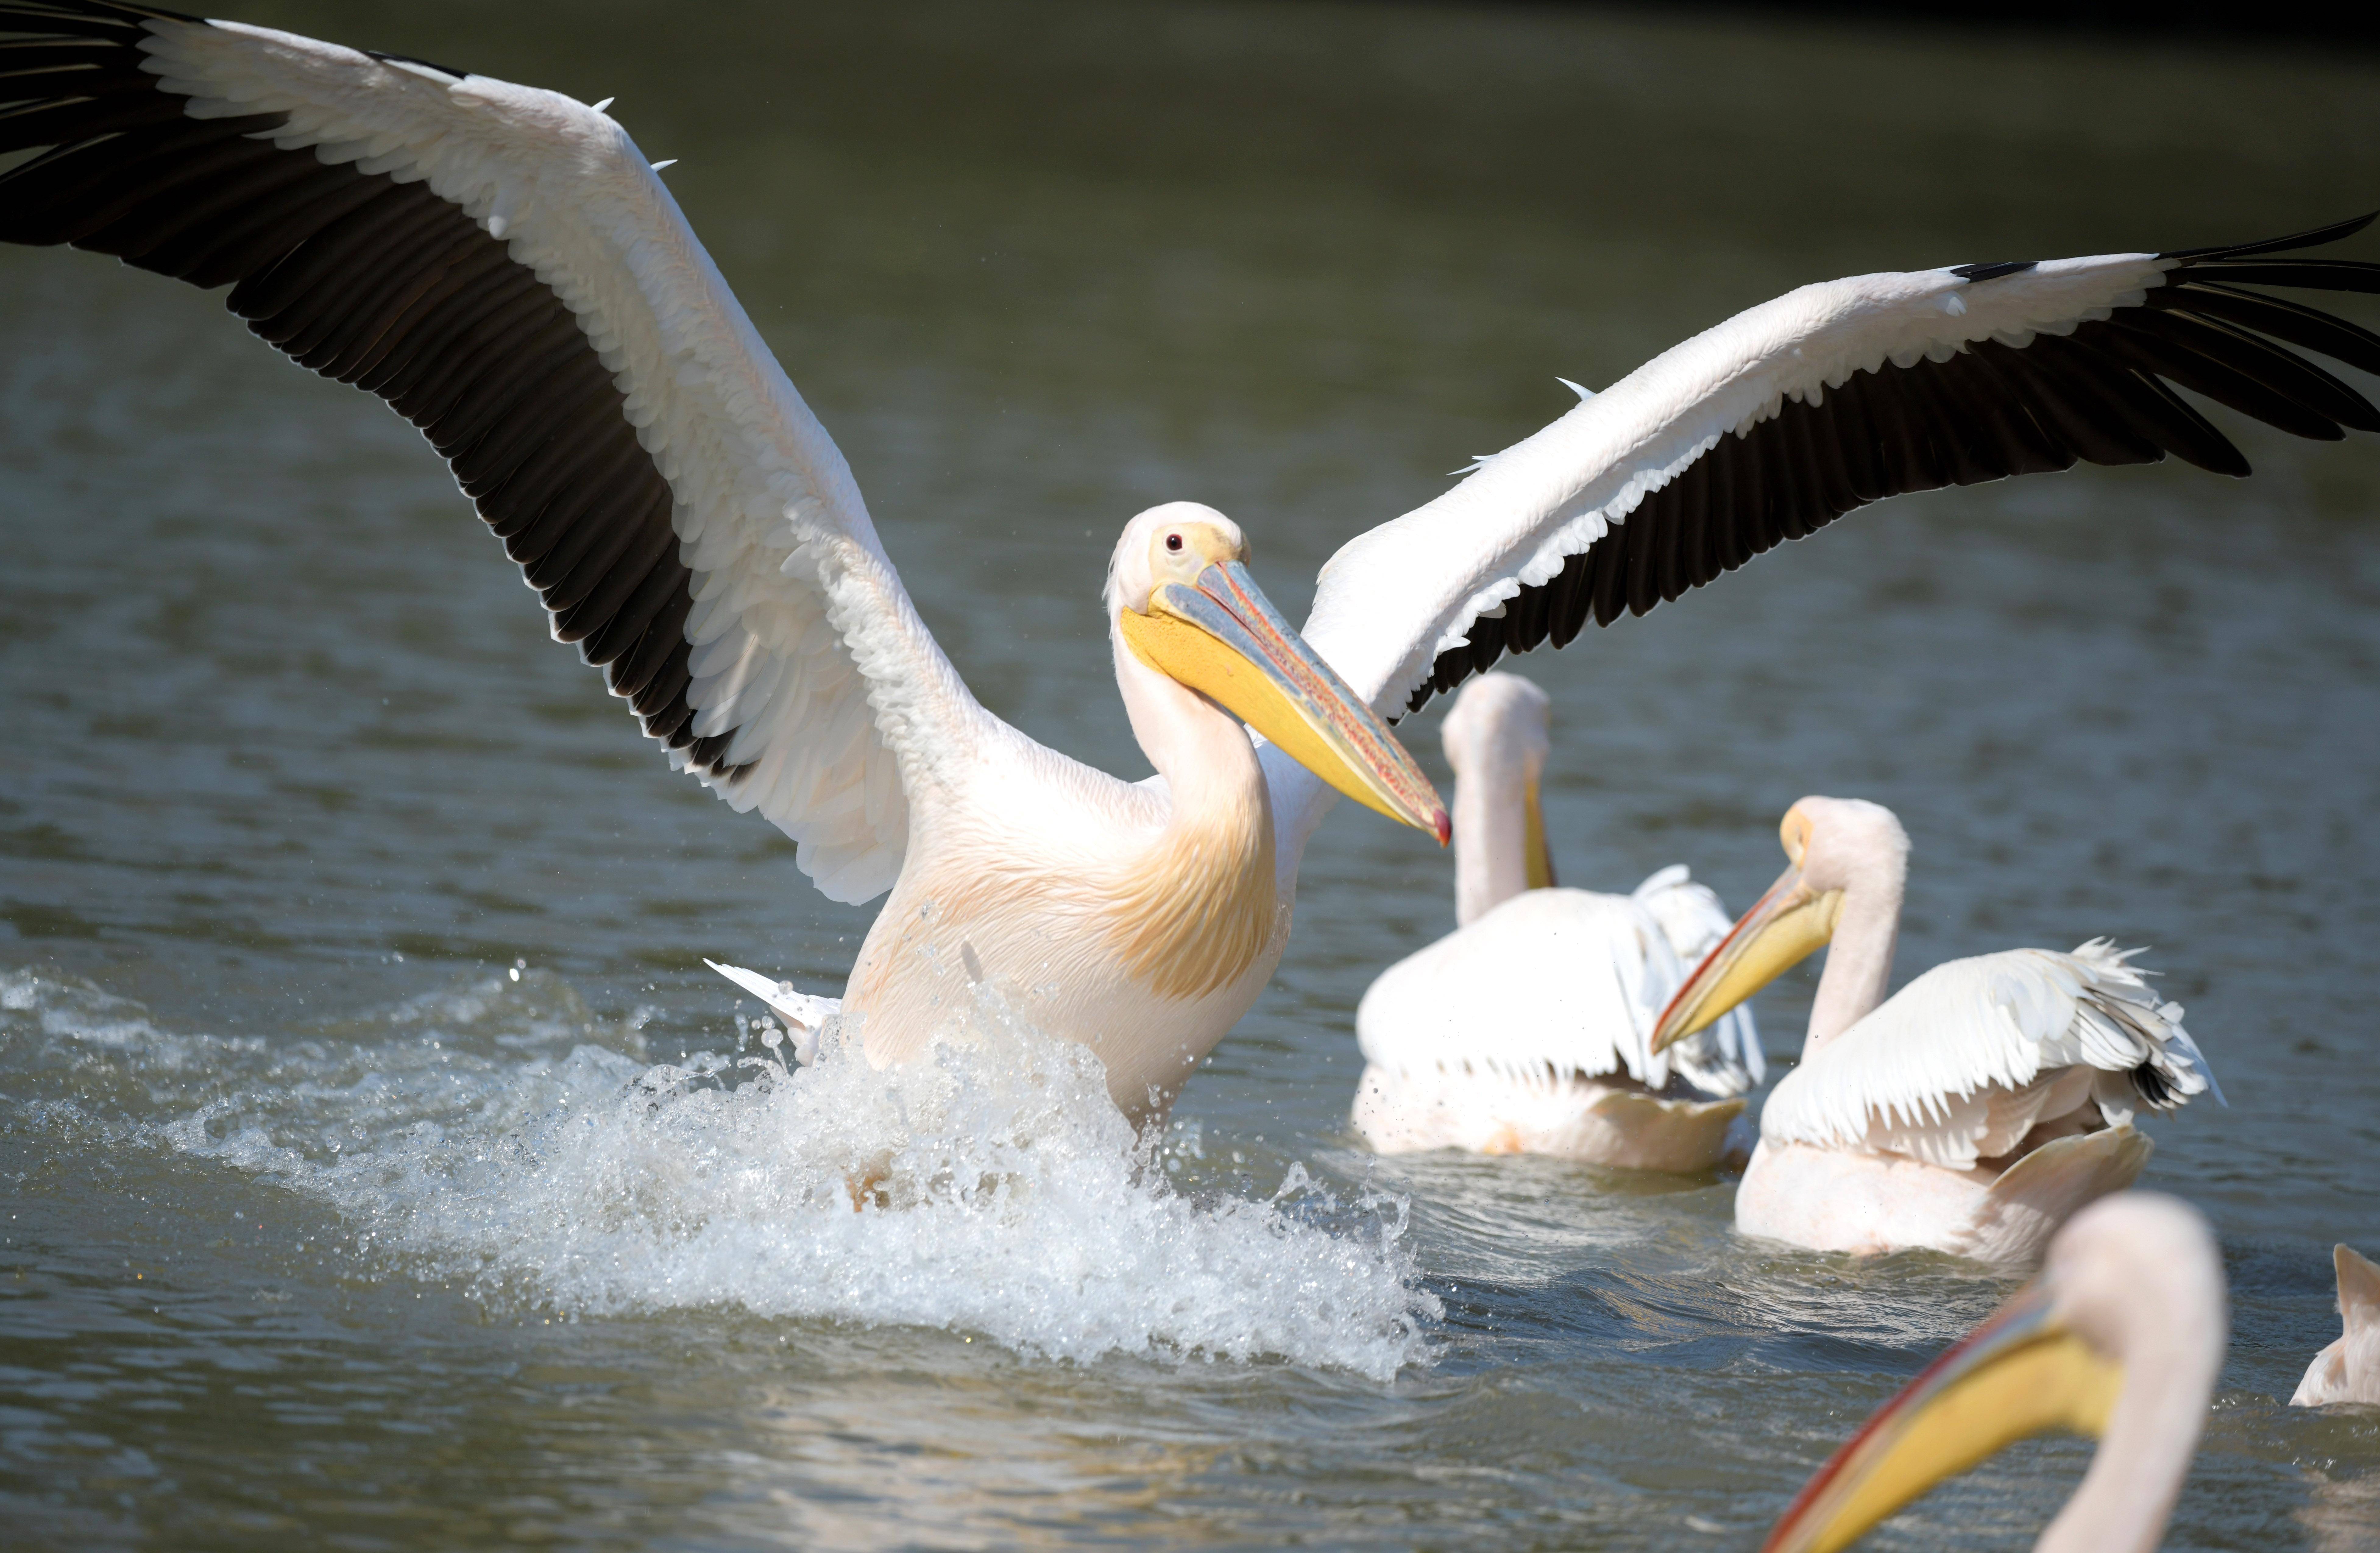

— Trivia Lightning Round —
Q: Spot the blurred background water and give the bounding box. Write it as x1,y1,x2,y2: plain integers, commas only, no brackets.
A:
2,1,2378,1547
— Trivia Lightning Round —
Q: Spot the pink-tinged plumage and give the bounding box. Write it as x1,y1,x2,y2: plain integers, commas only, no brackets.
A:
2292,1243,2380,1407
8,3,2369,1128
1350,674,1762,1170
1658,798,2219,1265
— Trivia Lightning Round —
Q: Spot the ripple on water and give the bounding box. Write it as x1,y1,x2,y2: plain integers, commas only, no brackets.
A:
0,965,1439,1380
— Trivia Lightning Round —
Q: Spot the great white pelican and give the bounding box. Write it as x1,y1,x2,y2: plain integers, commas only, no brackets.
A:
6,2,2375,1125
2291,1243,2380,1408
1350,673,1763,1172
1763,1192,2226,1553
1652,798,2222,1264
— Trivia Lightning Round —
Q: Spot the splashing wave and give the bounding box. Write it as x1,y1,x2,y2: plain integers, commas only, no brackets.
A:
1,966,1435,1378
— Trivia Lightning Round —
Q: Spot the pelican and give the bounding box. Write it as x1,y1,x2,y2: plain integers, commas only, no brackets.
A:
1651,798,2222,1263
1762,1192,2226,1553
2291,1243,2380,1407
6,4,2375,1130
1349,672,1763,1171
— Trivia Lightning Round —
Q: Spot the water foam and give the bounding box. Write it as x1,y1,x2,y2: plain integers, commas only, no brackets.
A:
1,966,1436,1379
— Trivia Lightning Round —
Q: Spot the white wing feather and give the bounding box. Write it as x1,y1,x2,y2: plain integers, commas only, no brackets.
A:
1631,865,1765,1096
144,19,993,903
1298,256,2170,718
1760,940,2220,1169
1356,888,1666,1087
1353,872,1763,1098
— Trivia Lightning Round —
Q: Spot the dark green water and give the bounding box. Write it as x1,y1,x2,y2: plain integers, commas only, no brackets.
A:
3,1,2378,1547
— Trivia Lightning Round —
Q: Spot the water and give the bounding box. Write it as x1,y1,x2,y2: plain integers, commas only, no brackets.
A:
4,1,2378,1546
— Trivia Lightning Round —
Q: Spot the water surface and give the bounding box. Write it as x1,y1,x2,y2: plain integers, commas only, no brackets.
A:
4,1,2379,1547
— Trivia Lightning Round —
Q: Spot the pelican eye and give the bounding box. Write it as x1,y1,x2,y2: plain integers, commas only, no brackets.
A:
1165,533,1183,552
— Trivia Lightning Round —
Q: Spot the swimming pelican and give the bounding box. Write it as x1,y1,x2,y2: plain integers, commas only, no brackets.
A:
1651,798,2222,1263
1349,673,1763,1171
2291,1243,2380,1407
6,3,2375,1124
1762,1192,2226,1553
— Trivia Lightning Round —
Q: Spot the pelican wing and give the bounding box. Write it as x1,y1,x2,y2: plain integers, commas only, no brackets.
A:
1300,215,2380,718
1352,870,1767,1100
1762,941,2221,1170
1630,865,1764,1096
0,1,991,902
1356,886,1680,1089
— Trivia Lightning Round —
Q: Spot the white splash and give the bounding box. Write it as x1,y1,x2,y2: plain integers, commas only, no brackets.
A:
1,966,1436,1379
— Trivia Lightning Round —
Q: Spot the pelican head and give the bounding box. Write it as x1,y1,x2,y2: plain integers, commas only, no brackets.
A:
1763,1192,2226,1553
1651,795,1906,1051
1108,503,1448,842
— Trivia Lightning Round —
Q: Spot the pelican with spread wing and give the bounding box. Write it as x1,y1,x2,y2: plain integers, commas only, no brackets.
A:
6,2,2375,1125
0,1,1452,1123
1652,798,2222,1264
1350,673,1763,1172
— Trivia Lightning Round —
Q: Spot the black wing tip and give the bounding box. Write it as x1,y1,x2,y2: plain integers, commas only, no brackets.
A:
2160,210,2379,263
1950,259,2039,283
0,7,706,780
0,0,203,27
1945,209,2378,281
0,4,472,82
364,48,474,84
680,731,756,781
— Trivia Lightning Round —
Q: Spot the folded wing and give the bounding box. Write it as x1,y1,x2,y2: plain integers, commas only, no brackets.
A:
1760,941,2222,1170
1355,873,1765,1096
0,0,993,901
1630,865,1763,1097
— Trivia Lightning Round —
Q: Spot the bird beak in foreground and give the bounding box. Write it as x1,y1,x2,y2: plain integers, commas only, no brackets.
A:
1650,861,1841,1052
1120,560,1450,843
1760,1276,2119,1553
